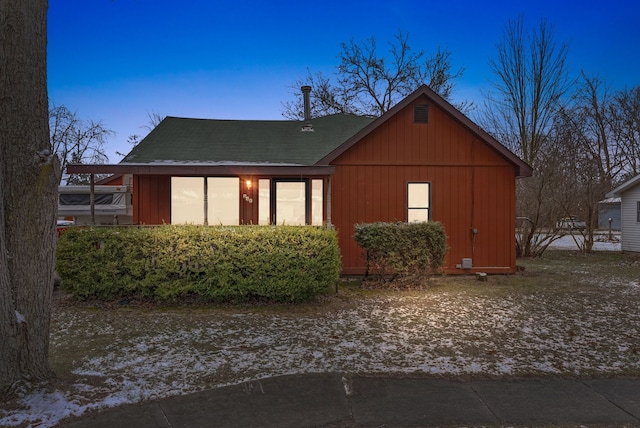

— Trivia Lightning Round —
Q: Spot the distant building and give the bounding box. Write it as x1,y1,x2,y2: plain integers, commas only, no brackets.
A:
607,175,640,253
598,197,621,230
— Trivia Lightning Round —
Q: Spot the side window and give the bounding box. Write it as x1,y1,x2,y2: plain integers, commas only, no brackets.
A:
311,179,323,226
637,201,640,222
407,182,430,222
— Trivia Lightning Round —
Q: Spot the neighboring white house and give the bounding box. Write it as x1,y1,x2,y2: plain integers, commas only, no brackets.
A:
607,174,640,253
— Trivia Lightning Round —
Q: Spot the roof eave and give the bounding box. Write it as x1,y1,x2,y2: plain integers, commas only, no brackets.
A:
66,163,336,176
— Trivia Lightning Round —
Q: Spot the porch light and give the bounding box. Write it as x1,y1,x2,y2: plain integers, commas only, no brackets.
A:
245,179,252,189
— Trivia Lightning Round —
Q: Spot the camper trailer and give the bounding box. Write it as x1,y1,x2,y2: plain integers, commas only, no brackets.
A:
58,183,133,226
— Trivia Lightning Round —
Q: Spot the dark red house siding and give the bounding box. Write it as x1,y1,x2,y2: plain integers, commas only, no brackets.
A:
330,98,517,274
133,175,171,225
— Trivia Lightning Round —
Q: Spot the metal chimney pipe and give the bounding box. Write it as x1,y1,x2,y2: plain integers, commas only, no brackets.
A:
301,86,312,121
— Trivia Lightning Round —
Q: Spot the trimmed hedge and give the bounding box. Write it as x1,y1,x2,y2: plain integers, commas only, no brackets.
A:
56,225,341,303
354,221,447,281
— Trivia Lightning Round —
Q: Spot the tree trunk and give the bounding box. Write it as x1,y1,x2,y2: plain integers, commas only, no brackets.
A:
0,0,58,392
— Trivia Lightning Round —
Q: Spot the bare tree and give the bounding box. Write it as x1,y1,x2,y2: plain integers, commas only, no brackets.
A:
49,104,112,184
143,109,165,131
119,110,166,158
571,72,623,186
282,30,467,119
483,16,571,166
525,72,628,254
611,86,640,179
482,16,572,257
1,0,59,393
551,105,612,252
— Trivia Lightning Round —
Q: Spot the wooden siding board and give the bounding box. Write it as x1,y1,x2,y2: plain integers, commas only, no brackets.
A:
132,175,140,224
387,115,396,163
160,176,171,223
435,109,444,162
380,167,389,220
134,175,170,225
397,115,405,162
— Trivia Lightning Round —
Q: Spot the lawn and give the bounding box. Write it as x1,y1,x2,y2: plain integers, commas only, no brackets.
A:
2,250,640,426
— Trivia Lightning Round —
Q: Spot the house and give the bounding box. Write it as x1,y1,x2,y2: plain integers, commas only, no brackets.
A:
68,85,532,274
606,174,640,253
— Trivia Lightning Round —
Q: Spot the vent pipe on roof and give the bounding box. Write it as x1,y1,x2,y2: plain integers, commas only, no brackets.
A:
301,85,314,132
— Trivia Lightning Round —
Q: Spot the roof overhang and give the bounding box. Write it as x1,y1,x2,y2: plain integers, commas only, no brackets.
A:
66,163,336,176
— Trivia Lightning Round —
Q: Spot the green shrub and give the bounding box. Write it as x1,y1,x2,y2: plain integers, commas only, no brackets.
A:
353,221,447,281
56,225,341,303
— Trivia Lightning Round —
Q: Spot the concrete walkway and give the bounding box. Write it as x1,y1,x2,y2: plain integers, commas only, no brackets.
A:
61,373,640,427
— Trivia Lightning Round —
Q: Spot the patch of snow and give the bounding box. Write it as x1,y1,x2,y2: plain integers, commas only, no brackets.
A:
0,389,87,427
548,233,621,251
15,310,25,324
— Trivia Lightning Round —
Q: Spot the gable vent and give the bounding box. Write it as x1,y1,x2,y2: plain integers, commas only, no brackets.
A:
414,104,429,123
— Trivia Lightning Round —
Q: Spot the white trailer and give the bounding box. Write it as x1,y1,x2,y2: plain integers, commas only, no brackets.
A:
58,184,133,225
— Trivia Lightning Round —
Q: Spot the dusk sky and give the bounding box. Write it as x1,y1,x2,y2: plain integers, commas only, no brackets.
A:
48,0,640,163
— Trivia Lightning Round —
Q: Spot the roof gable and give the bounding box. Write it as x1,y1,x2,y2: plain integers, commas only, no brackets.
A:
607,174,640,197
122,115,374,166
317,85,532,177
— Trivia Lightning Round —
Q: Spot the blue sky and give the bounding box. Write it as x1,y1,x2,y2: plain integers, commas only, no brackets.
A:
48,0,640,162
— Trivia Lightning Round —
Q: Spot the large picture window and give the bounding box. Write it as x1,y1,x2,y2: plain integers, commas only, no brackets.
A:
171,177,239,225
407,182,431,222
171,177,205,224
207,177,239,225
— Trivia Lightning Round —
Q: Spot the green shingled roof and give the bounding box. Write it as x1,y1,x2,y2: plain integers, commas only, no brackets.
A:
121,114,375,166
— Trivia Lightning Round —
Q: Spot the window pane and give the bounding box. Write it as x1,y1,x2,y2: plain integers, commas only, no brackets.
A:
408,183,430,208
259,179,270,225
207,177,239,225
408,182,430,223
276,182,306,225
311,179,323,226
408,208,429,223
171,177,204,224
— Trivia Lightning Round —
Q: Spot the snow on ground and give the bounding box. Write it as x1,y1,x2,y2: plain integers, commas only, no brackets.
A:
0,238,634,427
548,231,621,251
